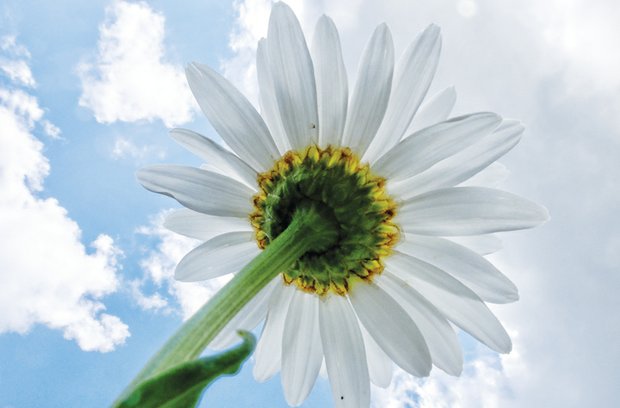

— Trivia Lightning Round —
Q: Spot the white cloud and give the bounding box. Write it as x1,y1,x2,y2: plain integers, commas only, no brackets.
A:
111,136,165,161
135,211,231,320
533,0,620,94
0,87,43,126
77,0,196,127
456,0,479,18
41,119,61,139
128,279,169,312
0,35,35,87
0,58,35,87
220,0,271,105
372,349,511,408
0,39,129,352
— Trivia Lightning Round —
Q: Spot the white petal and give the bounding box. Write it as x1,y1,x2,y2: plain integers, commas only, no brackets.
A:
407,86,457,134
388,252,512,353
209,278,277,350
377,272,462,375
257,38,292,154
461,162,510,187
254,283,294,382
268,2,318,150
360,324,392,388
448,235,502,255
175,232,259,282
164,208,251,241
349,281,431,377
373,113,501,181
282,289,323,406
341,23,394,156
364,25,442,162
398,235,518,303
185,63,279,172
398,186,550,236
169,128,258,190
199,163,227,176
389,120,522,199
136,165,254,218
319,295,370,408
311,15,348,147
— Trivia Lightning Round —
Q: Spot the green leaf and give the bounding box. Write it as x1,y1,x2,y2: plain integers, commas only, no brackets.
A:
115,331,256,408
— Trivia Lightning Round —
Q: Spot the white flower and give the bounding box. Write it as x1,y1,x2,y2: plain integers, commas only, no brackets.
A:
137,3,548,407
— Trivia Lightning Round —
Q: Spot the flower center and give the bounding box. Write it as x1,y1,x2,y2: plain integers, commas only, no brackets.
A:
250,145,400,296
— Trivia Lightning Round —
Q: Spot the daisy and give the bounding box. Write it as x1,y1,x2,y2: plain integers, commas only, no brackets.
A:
137,2,548,407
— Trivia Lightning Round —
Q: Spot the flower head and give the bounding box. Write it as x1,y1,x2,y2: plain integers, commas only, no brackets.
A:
137,3,548,407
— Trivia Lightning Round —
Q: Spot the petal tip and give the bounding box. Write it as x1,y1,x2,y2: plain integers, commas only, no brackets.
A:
489,112,503,124
317,13,331,23
425,23,441,37
174,258,201,282
135,166,156,187
373,22,392,41
419,362,433,377
168,127,187,141
494,287,519,304
445,86,457,101
162,211,181,232
501,280,520,303
184,64,200,82
271,1,295,19
500,339,513,354
529,203,551,226
492,329,513,354
283,389,305,408
376,22,390,33
443,362,463,377
186,62,199,72
252,361,272,383
173,267,190,282
540,205,551,222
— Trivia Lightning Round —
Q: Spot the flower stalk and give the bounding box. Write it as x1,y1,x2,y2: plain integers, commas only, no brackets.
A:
115,203,338,404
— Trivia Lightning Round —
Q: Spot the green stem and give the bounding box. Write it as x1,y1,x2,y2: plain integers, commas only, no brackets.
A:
114,203,337,405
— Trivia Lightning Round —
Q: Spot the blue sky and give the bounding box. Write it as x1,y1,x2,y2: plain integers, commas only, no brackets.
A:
1,0,619,407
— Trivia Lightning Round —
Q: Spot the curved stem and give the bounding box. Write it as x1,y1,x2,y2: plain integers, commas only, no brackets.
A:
114,204,337,404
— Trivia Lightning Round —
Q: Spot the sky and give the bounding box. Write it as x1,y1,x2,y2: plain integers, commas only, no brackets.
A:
0,0,618,407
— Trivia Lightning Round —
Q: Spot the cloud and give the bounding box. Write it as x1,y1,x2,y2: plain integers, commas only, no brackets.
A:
221,0,279,105
0,38,129,352
0,35,35,87
456,0,479,18
134,211,232,320
371,348,512,408
110,136,166,161
41,119,62,139
77,0,196,127
128,279,169,312
532,0,620,94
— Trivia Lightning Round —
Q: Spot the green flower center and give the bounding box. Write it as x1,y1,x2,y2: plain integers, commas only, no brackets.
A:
250,145,400,296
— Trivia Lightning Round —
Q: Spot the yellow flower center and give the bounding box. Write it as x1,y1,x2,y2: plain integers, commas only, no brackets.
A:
250,145,400,296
